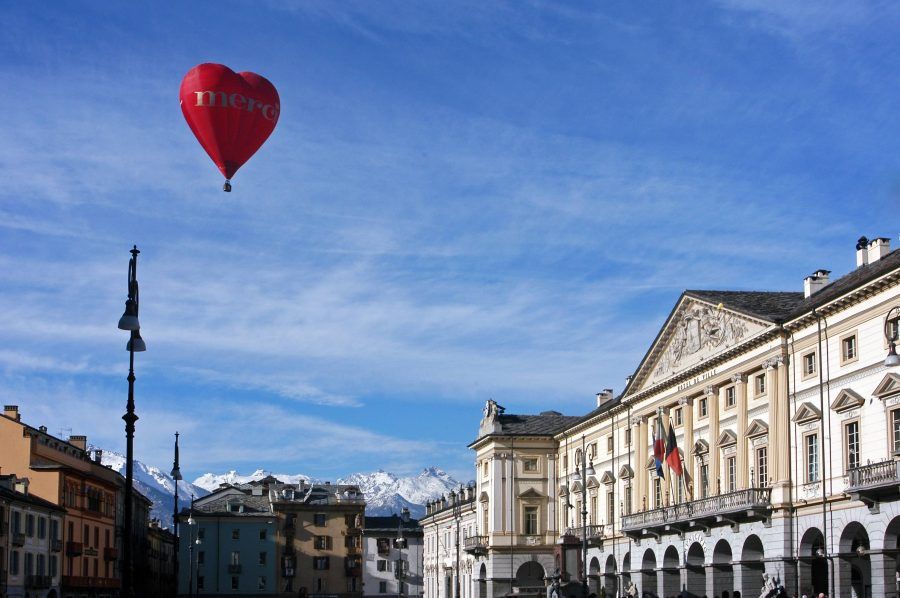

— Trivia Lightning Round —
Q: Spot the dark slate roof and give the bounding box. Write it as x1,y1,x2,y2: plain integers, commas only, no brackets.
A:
684,290,804,323
493,413,582,436
364,515,422,533
0,481,65,512
787,248,900,319
574,396,622,427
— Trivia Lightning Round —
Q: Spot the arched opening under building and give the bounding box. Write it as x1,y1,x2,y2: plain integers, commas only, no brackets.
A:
622,552,632,596
838,521,871,598
604,554,618,597
883,516,900,595
712,539,733,598
662,545,679,598
685,542,705,598
798,527,828,597
588,557,601,596
478,563,487,598
515,561,546,597
740,534,765,598
641,548,658,598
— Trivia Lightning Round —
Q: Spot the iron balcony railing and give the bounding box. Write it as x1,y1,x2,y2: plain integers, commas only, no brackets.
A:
621,488,772,532
564,524,604,541
846,460,900,492
463,535,489,553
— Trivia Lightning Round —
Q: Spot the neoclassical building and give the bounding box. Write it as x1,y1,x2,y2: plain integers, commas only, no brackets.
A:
424,236,900,598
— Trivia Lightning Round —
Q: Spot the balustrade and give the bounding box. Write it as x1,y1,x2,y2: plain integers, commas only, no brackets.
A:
621,488,771,535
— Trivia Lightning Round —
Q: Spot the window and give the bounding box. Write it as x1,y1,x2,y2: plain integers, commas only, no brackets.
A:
624,429,632,446
607,435,614,453
198,551,205,565
589,496,596,524
524,506,538,535
230,551,240,565
756,447,768,487
258,576,267,590
25,551,33,575
315,536,332,550
754,374,766,396
377,560,388,572
232,528,240,540
26,514,34,537
575,449,582,466
523,458,538,472
38,517,46,539
49,555,57,577
725,387,736,409
892,409,900,455
841,333,858,364
259,529,267,540
50,519,59,541
845,421,860,471
232,576,239,590
197,576,205,590
726,457,736,492
83,524,88,545
806,433,819,482
317,578,324,592
673,407,683,427
483,461,489,477
803,351,817,378
624,485,632,515
562,454,568,469
607,491,614,523
94,526,99,548
198,527,205,540
259,551,267,565
700,464,709,498
380,581,388,593
699,398,708,418
10,550,18,575
12,511,20,534
314,513,327,527
314,557,330,570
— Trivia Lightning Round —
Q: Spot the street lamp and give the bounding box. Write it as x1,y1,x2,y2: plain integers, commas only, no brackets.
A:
117,244,145,597
171,432,182,595
187,495,197,598
452,489,463,598
570,436,594,598
396,506,411,598
886,307,900,367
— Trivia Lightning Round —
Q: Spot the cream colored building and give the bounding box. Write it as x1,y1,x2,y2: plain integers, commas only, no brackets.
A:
425,236,900,598
423,487,478,598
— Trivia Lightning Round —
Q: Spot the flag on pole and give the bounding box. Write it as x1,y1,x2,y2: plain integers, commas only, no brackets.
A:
652,413,666,478
665,421,683,477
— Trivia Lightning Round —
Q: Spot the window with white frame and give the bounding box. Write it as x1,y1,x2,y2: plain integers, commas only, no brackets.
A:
700,464,709,498
803,351,817,378
891,409,900,455
725,387,736,409
756,446,768,487
624,485,632,515
845,420,860,471
607,435,614,453
654,477,662,508
673,407,683,427
754,373,766,396
726,456,736,492
805,433,819,482
523,458,538,472
841,333,858,364
524,506,539,535
699,397,708,418
607,491,614,523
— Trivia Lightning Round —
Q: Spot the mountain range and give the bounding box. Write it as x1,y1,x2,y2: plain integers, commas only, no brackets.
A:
96,449,465,527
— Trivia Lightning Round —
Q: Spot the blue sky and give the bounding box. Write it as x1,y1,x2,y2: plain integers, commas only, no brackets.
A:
0,1,897,482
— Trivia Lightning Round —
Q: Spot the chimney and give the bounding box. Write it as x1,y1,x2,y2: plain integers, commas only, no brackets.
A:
94,449,103,464
68,435,87,451
15,477,29,495
3,405,20,421
856,236,869,268
596,388,614,406
803,270,831,299
252,485,263,496
868,237,891,264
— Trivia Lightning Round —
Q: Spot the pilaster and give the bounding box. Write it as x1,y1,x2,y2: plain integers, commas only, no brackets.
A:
635,416,648,510
706,385,720,495
733,374,749,488
679,396,694,500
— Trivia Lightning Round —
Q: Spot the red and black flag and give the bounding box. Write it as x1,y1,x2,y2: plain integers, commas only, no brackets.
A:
665,422,683,477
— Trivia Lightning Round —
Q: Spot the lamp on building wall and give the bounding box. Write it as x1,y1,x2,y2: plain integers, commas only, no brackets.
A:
117,245,145,598
570,436,594,598
396,506,411,598
886,307,900,367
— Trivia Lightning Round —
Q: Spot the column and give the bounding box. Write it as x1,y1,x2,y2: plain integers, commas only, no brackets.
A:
679,397,694,501
505,454,514,536
635,416,648,511
769,356,791,505
548,455,557,535
765,359,779,485
869,551,897,598
491,456,503,534
733,374,749,488
706,385,720,495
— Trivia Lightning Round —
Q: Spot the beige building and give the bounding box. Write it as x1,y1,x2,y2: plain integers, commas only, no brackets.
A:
425,236,900,598
423,487,478,598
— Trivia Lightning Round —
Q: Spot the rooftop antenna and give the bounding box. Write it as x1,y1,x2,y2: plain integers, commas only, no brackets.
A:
58,426,73,439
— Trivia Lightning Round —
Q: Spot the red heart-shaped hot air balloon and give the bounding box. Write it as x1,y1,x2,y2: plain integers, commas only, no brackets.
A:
179,63,280,191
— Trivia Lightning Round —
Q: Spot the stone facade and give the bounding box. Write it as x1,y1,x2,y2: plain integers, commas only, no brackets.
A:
363,515,423,598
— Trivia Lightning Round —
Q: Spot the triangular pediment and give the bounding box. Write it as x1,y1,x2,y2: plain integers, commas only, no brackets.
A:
873,373,900,400
586,475,600,489
693,439,709,455
570,481,583,493
518,488,544,499
717,429,737,447
746,419,769,438
600,470,616,485
792,402,822,424
831,389,865,413
618,464,634,479
558,484,569,496
629,296,771,393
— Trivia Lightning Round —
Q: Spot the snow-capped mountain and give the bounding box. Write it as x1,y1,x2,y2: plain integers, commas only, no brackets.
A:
193,467,466,519
93,447,209,529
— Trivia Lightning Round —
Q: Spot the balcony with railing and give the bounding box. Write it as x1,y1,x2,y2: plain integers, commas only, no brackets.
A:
563,524,605,545
63,576,121,589
621,488,772,539
463,535,489,556
25,575,52,589
66,541,83,556
846,459,900,511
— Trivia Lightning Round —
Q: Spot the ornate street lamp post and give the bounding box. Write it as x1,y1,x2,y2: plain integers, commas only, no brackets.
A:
171,432,182,595
570,436,594,598
885,307,900,367
117,245,145,597
396,506,411,598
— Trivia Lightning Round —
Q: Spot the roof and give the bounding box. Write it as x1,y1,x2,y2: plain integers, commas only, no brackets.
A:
364,515,422,533
684,290,804,323
0,481,66,513
572,396,623,428
492,413,582,436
